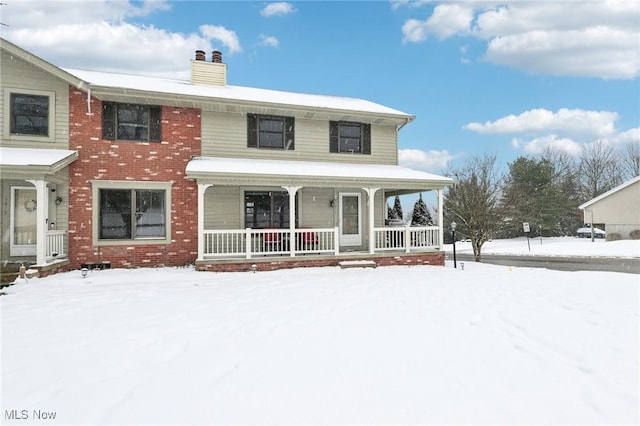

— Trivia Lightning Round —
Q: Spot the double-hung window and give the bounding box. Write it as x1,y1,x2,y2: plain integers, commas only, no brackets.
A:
329,121,371,154
5,89,55,141
247,114,295,150
102,102,162,142
93,181,172,244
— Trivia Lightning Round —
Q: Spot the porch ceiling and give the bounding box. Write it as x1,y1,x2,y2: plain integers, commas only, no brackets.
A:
0,147,78,177
186,156,453,191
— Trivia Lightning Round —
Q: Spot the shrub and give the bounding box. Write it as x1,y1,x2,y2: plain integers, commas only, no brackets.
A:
629,229,640,240
606,233,622,241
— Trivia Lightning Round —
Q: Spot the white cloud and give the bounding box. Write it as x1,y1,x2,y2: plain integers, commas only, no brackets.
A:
0,0,242,78
260,2,295,17
514,135,584,157
390,0,433,11
401,1,640,79
612,127,640,144
200,25,242,54
258,34,280,48
464,108,619,139
402,3,474,42
398,148,455,172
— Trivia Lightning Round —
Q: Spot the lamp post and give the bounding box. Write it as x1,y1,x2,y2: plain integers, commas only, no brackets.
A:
451,221,457,269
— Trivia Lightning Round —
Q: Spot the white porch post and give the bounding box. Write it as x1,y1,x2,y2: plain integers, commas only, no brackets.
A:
437,188,444,249
27,179,47,265
364,187,380,254
197,183,213,261
282,186,302,257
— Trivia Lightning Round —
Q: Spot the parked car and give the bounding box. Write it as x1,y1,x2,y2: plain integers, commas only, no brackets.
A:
576,227,606,239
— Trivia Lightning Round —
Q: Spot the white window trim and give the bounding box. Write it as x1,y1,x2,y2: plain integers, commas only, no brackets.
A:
91,180,173,246
4,87,56,142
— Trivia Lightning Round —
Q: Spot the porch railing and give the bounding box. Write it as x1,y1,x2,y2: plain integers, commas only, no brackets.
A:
203,227,338,258
202,226,440,259
374,225,440,253
46,230,67,259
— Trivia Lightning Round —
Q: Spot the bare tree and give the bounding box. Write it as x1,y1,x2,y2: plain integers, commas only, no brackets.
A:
622,141,640,180
444,154,505,262
578,140,622,201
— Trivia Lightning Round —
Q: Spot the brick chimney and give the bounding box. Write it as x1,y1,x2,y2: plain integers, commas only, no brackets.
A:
191,49,227,86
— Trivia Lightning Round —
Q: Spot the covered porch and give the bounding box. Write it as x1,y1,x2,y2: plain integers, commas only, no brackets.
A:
186,156,453,270
0,147,77,276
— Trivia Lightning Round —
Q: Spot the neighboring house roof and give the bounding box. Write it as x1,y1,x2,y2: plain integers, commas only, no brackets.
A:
0,147,78,175
579,175,640,210
186,156,453,190
63,68,413,123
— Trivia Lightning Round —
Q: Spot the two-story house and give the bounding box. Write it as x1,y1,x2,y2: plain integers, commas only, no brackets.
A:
1,39,452,276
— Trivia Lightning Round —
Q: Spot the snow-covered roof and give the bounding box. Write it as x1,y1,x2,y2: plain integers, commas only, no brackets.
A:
186,156,452,190
63,68,413,120
0,147,78,174
579,175,640,210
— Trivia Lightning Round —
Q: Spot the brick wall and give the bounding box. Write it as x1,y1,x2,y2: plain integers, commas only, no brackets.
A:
68,88,201,269
195,252,445,272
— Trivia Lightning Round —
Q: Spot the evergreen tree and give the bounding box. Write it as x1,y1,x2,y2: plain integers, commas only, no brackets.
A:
411,193,433,226
392,195,403,221
387,203,395,219
502,157,567,236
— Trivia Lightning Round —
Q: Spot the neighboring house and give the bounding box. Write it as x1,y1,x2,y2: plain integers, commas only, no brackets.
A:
0,39,79,276
1,39,452,275
579,175,640,240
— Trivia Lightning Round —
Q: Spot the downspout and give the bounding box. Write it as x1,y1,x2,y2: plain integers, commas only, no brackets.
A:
87,87,91,115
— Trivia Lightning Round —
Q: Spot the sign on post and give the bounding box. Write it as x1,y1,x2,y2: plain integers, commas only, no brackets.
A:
523,222,531,251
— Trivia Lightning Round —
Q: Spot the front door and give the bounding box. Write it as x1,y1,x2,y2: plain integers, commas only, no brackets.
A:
10,186,37,256
339,193,362,247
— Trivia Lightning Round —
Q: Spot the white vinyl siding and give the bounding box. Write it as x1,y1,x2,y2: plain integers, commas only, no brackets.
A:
0,50,69,149
201,111,398,165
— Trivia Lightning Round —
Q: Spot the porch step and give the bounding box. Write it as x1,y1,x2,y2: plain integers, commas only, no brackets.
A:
338,260,377,269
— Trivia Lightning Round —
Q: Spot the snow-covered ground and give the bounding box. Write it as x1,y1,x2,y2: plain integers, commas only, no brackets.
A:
447,236,640,258
1,239,638,425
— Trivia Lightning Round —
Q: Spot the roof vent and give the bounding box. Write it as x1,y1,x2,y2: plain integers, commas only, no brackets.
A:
191,49,227,86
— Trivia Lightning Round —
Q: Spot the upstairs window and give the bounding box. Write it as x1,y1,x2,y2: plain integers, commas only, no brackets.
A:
10,93,50,136
102,102,161,142
247,114,295,150
329,121,371,154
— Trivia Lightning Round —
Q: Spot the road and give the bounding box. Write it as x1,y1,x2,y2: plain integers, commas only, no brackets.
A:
446,253,640,274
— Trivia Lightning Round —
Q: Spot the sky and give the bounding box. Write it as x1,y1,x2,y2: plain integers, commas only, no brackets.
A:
1,0,639,178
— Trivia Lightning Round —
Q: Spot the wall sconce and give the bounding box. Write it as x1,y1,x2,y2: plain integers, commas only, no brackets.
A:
329,199,335,207
55,196,63,206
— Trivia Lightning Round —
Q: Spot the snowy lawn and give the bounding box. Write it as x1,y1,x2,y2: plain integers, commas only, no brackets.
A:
1,261,638,425
447,236,640,258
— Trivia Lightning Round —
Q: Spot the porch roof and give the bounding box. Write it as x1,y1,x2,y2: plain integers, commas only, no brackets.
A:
186,156,453,190
0,147,78,176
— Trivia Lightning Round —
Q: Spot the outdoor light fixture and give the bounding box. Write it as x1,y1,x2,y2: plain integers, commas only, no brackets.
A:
451,221,457,269
81,268,88,278
55,196,63,206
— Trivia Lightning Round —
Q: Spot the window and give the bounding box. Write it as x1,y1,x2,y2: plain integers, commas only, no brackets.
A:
102,102,161,142
247,114,295,149
10,94,49,136
4,89,55,140
244,191,297,229
97,186,169,242
329,121,371,154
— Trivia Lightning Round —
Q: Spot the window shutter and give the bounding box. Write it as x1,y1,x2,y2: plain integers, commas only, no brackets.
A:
362,123,371,155
285,116,295,150
329,121,339,153
149,106,161,142
102,102,115,140
247,114,258,148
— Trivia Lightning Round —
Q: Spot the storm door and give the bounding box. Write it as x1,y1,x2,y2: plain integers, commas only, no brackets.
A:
339,193,362,247
10,186,38,256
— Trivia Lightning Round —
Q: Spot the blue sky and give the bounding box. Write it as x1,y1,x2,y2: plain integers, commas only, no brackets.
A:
2,1,639,181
